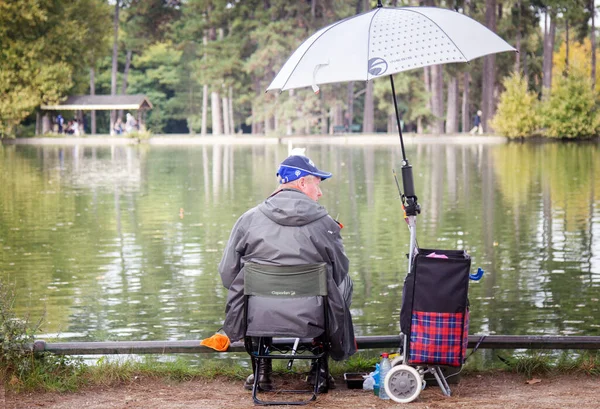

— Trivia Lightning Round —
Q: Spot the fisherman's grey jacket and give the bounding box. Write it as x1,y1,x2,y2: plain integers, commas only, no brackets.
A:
219,188,356,360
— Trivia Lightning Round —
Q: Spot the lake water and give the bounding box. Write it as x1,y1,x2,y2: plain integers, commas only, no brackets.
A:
1,141,599,342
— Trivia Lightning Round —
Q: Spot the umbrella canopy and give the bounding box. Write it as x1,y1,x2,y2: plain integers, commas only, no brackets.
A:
267,6,515,93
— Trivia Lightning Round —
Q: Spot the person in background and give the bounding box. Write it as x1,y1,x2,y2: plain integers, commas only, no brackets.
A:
219,154,356,392
56,114,64,134
65,120,74,135
113,118,124,135
125,113,137,134
470,110,483,135
72,119,80,136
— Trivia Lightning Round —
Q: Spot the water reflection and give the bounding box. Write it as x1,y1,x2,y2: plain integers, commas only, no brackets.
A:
0,142,598,342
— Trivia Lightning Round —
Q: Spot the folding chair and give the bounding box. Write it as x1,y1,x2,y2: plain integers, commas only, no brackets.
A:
243,262,330,406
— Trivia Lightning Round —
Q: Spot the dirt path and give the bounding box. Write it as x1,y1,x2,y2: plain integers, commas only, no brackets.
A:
7,372,599,409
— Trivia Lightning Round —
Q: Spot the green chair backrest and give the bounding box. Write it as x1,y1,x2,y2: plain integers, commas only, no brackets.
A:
244,262,328,298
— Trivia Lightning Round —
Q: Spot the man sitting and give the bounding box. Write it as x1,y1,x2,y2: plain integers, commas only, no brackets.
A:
219,154,356,391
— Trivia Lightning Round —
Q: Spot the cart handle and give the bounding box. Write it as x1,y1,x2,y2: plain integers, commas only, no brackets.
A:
469,267,484,281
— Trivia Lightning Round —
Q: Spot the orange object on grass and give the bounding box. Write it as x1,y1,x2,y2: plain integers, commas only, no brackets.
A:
200,333,231,352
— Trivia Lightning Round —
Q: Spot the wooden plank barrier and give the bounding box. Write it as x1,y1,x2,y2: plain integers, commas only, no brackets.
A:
29,335,600,355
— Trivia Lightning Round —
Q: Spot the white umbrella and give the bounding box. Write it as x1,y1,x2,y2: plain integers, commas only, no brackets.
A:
267,5,515,93
266,2,515,219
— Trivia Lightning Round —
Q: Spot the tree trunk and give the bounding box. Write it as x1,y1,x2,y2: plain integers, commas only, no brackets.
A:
320,92,328,135
332,102,343,133
187,72,194,134
201,84,208,135
42,114,51,134
565,19,569,73
211,91,223,135
346,82,354,130
592,0,597,90
523,45,529,81
424,66,432,111
287,89,295,135
515,0,522,73
110,0,119,134
228,86,234,133
482,0,497,132
431,64,444,134
363,81,374,133
222,95,230,134
446,75,459,133
462,72,470,133
118,49,133,121
387,113,396,134
362,0,369,13
90,67,96,135
201,33,209,136
542,9,557,99
462,0,472,134
35,112,41,135
274,93,280,134
264,105,271,135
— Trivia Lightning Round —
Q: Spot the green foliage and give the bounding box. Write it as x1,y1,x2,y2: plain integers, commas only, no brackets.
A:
542,69,600,138
375,72,433,129
125,129,152,140
0,0,111,137
0,279,85,392
498,351,600,378
128,42,183,132
491,73,541,138
0,279,41,380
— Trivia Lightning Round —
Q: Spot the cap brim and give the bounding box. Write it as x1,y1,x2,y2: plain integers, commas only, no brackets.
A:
312,171,332,180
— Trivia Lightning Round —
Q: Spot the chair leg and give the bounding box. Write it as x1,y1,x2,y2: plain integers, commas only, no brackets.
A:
250,338,326,406
322,356,330,393
311,358,321,397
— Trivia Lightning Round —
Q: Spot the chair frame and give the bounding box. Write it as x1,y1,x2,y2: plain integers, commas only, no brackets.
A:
242,264,331,406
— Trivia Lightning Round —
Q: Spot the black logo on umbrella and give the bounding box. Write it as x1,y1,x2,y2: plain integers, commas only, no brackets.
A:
368,57,388,76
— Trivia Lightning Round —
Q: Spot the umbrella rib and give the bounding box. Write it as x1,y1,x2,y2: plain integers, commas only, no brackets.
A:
279,9,377,92
400,8,470,63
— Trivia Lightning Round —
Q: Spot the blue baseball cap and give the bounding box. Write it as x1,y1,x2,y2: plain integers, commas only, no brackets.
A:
277,155,332,184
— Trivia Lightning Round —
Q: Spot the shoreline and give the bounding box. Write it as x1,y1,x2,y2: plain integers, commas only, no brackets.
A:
1,133,507,146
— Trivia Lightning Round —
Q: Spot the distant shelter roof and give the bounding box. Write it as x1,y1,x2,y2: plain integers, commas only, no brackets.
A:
41,95,152,111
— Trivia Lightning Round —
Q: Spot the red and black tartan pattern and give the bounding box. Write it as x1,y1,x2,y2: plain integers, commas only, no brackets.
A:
409,311,467,367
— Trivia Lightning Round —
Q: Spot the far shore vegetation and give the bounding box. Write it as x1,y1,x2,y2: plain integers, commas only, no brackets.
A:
2,279,599,394
2,1,600,140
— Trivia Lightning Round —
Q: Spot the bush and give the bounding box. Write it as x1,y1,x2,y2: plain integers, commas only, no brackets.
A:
542,70,600,139
0,280,40,381
0,279,84,391
491,73,541,138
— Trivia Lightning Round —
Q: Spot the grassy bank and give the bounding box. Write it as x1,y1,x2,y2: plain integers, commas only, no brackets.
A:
4,350,599,394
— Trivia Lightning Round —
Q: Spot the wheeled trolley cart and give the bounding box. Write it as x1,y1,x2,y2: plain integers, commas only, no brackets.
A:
383,247,475,403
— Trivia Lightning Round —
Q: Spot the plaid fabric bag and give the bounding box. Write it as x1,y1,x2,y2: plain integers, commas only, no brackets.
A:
400,248,471,367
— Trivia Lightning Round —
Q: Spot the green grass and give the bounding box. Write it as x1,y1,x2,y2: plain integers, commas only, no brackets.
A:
7,350,598,394
499,351,600,378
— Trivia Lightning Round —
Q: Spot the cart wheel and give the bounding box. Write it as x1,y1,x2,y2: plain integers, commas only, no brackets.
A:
390,355,404,367
384,364,423,404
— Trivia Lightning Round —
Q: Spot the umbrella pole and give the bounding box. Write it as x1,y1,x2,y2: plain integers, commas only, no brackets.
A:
389,75,420,218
